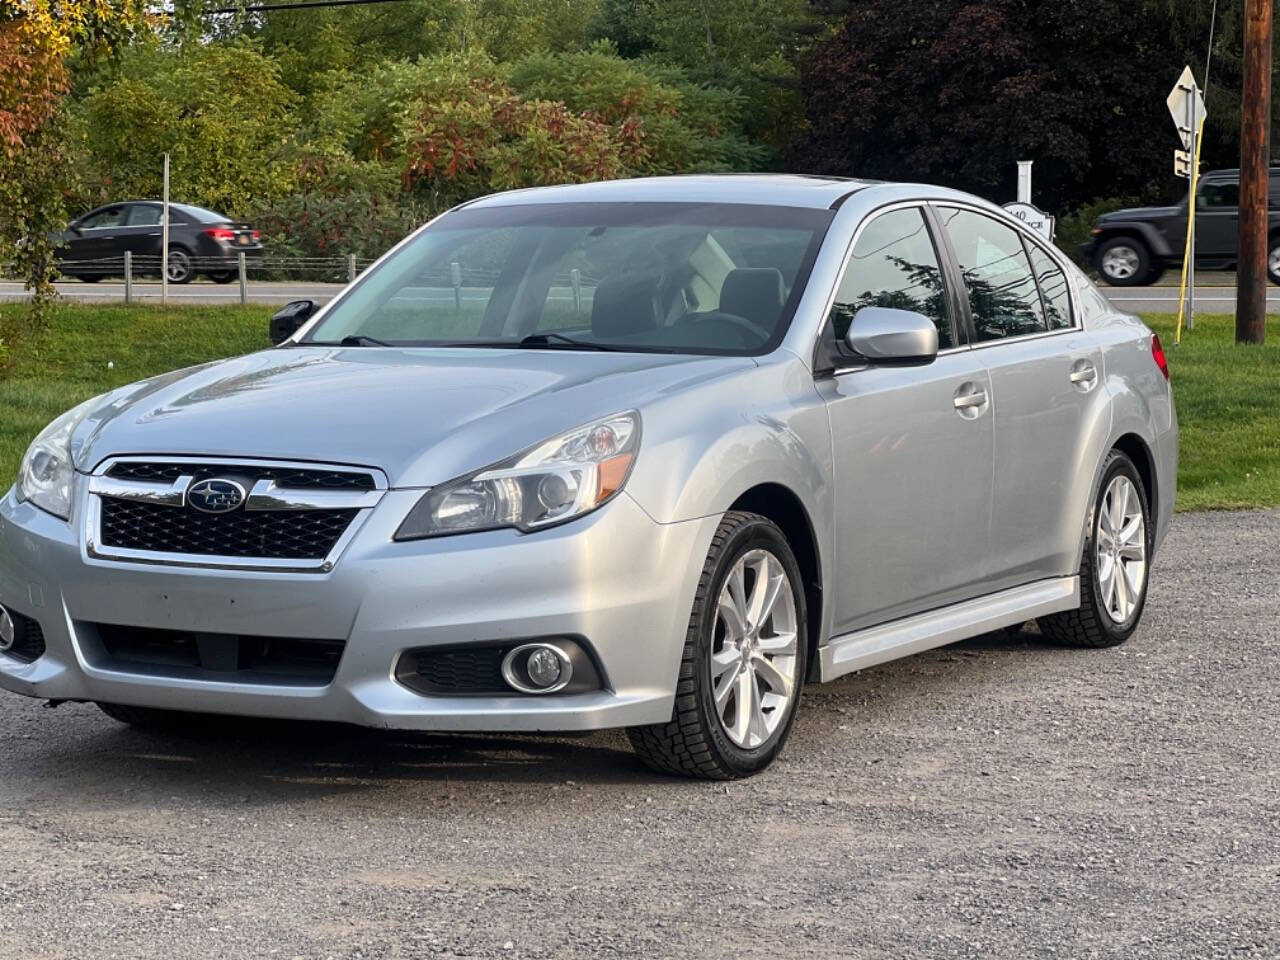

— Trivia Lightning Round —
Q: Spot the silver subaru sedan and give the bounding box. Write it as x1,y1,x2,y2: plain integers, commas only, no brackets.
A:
0,176,1177,778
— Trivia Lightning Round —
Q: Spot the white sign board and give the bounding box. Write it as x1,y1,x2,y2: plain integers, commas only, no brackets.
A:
1167,65,1206,150
1003,202,1055,242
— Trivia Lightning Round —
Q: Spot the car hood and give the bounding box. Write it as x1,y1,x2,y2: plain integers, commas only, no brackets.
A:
73,346,755,487
1099,205,1182,223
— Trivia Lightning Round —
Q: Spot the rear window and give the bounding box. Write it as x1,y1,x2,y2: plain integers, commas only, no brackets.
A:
171,203,229,223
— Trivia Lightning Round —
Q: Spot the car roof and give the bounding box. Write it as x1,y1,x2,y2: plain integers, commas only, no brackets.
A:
461,174,878,211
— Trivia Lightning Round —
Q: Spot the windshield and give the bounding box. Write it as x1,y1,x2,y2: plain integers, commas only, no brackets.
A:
302,202,833,355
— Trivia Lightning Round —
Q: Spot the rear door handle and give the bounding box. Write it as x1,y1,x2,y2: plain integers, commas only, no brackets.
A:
1069,360,1098,389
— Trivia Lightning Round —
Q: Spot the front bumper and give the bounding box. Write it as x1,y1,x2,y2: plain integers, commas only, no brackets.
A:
0,482,719,731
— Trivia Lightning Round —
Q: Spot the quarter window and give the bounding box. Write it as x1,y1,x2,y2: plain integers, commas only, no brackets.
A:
937,208,1047,342
1026,243,1073,330
829,207,953,348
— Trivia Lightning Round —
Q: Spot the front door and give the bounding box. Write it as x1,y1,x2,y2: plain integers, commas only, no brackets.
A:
818,205,995,635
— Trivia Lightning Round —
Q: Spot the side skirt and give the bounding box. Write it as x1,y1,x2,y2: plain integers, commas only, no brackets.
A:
818,576,1080,682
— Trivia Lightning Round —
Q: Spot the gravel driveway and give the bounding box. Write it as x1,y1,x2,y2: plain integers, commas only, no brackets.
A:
1,511,1276,960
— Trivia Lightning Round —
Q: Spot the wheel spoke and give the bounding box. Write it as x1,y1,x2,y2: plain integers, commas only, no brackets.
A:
748,565,783,633
1119,541,1145,561
756,630,798,656
729,668,753,744
745,670,768,746
1113,558,1130,620
1117,515,1143,550
713,659,738,713
727,559,749,627
711,646,739,681
1122,558,1146,600
717,594,746,642
1099,554,1116,611
751,653,792,698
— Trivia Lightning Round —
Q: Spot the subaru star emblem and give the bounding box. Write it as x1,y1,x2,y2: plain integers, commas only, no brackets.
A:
187,478,247,514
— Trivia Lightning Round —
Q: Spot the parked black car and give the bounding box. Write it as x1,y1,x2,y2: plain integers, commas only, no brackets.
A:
56,201,264,284
1081,167,1280,286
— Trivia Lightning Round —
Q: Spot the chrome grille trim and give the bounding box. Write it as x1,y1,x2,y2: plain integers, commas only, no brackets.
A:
84,456,388,573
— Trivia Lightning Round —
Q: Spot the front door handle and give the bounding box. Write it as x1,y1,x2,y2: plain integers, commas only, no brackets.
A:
953,382,989,419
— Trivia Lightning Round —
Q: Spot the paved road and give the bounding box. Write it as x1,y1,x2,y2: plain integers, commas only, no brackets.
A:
5,278,1280,314
1,511,1277,959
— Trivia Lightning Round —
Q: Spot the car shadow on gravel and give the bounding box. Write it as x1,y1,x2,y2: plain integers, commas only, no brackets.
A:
5,623,1066,801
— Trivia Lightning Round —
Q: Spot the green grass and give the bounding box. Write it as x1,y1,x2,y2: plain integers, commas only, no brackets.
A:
0,303,1276,511
1142,312,1280,511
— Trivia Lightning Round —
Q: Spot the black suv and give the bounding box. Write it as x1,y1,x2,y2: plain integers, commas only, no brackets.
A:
1081,168,1280,286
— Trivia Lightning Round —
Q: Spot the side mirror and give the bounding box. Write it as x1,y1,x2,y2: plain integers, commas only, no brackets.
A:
845,307,938,365
270,300,316,345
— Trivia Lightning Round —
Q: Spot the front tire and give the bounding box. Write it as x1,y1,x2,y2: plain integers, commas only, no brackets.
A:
1039,450,1151,648
1268,237,1280,285
628,511,807,779
1095,237,1155,287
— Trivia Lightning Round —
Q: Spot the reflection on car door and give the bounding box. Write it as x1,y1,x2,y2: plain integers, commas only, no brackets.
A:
817,205,996,634
934,204,1105,590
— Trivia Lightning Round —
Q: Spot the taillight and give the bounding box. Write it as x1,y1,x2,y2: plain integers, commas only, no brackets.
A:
251,229,261,241
204,227,235,241
1151,333,1170,380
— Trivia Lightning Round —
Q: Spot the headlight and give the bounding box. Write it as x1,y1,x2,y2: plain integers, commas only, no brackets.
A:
395,411,641,540
16,395,101,520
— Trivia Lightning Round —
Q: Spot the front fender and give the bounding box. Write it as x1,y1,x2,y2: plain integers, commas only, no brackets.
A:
1098,221,1176,260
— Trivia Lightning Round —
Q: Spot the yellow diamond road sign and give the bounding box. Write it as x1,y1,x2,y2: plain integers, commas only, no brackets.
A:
1167,65,1206,150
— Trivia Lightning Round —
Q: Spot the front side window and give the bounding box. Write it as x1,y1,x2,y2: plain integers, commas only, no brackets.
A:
303,203,833,355
828,207,953,348
937,207,1047,342
79,207,123,230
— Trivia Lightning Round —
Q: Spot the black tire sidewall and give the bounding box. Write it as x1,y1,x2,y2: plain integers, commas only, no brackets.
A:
694,517,807,776
1268,239,1280,285
1095,237,1151,287
1083,452,1152,642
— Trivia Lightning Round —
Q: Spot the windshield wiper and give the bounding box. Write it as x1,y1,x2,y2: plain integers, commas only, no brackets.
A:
338,334,394,347
517,332,623,352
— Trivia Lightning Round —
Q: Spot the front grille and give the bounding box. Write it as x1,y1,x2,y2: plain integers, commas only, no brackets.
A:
100,498,357,560
396,645,515,696
106,462,376,490
91,623,344,686
2,609,46,663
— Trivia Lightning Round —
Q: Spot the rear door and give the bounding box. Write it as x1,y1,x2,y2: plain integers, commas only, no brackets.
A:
933,204,1105,591
117,203,165,262
1195,176,1239,262
818,204,996,634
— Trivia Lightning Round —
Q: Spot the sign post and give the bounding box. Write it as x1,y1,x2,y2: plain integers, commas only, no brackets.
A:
1004,160,1055,242
1168,66,1207,339
161,153,170,307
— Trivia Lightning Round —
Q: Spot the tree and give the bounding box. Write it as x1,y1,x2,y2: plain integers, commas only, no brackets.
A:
790,0,1186,213
0,1,149,315
77,41,300,214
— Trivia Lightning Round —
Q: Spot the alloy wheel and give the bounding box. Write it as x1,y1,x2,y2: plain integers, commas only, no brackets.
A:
1101,245,1140,281
1095,475,1147,624
1268,245,1280,279
710,548,800,749
166,250,192,283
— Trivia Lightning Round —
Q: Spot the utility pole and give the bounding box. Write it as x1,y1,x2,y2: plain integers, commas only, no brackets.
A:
1237,0,1272,346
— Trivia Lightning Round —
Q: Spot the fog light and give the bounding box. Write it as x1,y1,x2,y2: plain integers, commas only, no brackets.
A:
526,647,562,688
501,642,574,695
0,604,13,652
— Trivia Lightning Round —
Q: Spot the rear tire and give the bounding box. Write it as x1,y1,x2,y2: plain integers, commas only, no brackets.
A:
1039,450,1151,648
165,247,194,284
627,511,807,779
1095,237,1154,287
207,270,235,284
1268,238,1280,285
77,274,104,284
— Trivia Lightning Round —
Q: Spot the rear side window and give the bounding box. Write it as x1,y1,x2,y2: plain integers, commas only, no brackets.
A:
126,205,162,227
936,208,1046,342
1199,180,1239,208
1026,243,1073,330
829,207,954,348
